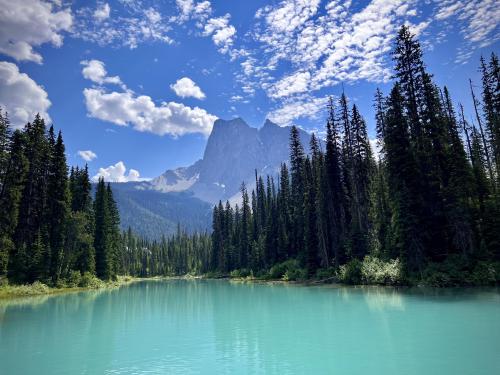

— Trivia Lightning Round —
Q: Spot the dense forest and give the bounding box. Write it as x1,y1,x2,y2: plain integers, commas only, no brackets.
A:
0,113,126,286
0,109,213,286
1,26,499,287
117,28,500,286
204,27,500,285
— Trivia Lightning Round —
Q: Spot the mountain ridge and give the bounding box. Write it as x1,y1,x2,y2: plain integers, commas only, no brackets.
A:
148,118,311,203
113,118,312,238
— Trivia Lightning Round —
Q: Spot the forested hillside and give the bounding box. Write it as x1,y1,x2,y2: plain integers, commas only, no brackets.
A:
0,114,126,285
1,26,498,287
206,27,500,285
113,28,500,286
137,26,499,286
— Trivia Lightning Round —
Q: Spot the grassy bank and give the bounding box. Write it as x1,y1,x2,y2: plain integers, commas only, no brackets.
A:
200,256,500,287
3,255,497,299
0,275,139,300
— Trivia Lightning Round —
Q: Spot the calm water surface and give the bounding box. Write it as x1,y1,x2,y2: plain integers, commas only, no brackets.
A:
0,280,499,374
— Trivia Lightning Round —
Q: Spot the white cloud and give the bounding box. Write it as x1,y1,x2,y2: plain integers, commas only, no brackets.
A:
73,3,172,48
0,61,51,128
94,3,110,22
81,59,125,88
248,0,426,106
260,0,320,34
170,77,206,99
203,14,236,53
268,71,311,99
434,0,499,48
0,0,72,63
174,0,212,23
82,60,216,137
78,150,97,162
92,161,145,182
84,88,216,137
242,0,499,111
267,95,327,126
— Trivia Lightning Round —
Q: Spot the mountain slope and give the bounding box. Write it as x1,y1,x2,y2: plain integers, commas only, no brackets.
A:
110,182,212,239
150,118,312,203
114,118,312,238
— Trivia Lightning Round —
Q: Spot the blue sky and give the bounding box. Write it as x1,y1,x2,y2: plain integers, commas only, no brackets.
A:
0,0,498,181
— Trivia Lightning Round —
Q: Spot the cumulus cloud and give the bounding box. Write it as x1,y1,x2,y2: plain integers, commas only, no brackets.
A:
78,150,97,162
92,161,145,182
170,77,206,99
94,3,110,22
82,59,216,137
81,59,125,88
84,88,216,137
0,0,72,63
203,14,236,54
0,61,51,128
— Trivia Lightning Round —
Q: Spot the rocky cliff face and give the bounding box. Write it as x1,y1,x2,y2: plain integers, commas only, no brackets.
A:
148,118,311,204
115,117,313,238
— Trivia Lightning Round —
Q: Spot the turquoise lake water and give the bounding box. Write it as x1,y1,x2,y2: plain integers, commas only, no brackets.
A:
0,280,499,374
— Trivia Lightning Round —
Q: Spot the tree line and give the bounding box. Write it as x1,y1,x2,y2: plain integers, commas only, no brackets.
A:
208,27,500,284
0,114,122,285
1,26,498,286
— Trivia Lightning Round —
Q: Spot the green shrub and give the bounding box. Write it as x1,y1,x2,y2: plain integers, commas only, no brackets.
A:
420,255,470,287
268,259,301,280
282,267,306,281
468,261,496,285
337,259,362,284
229,268,253,279
361,256,403,285
79,272,105,288
29,281,50,294
419,256,499,287
65,270,82,288
2,281,51,297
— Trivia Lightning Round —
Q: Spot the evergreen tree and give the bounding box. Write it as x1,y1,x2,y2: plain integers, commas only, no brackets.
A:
240,183,251,269
0,110,11,184
289,126,305,260
46,131,70,281
12,115,50,282
384,84,424,271
0,129,27,280
277,163,291,262
94,178,112,280
303,157,319,276
325,98,345,266
106,183,121,277
480,54,500,185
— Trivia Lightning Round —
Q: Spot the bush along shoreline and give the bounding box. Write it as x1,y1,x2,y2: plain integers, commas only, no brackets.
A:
203,257,500,287
0,274,138,299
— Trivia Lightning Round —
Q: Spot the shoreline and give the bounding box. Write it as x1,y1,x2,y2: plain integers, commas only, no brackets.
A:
0,276,143,300
2,273,497,301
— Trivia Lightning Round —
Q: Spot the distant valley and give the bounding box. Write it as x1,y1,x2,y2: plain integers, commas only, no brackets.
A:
112,118,312,238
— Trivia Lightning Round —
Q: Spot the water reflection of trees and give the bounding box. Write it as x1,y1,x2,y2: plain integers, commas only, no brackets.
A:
2,281,499,374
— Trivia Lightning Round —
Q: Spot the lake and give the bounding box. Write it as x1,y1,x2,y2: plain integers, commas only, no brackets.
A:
0,280,499,374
